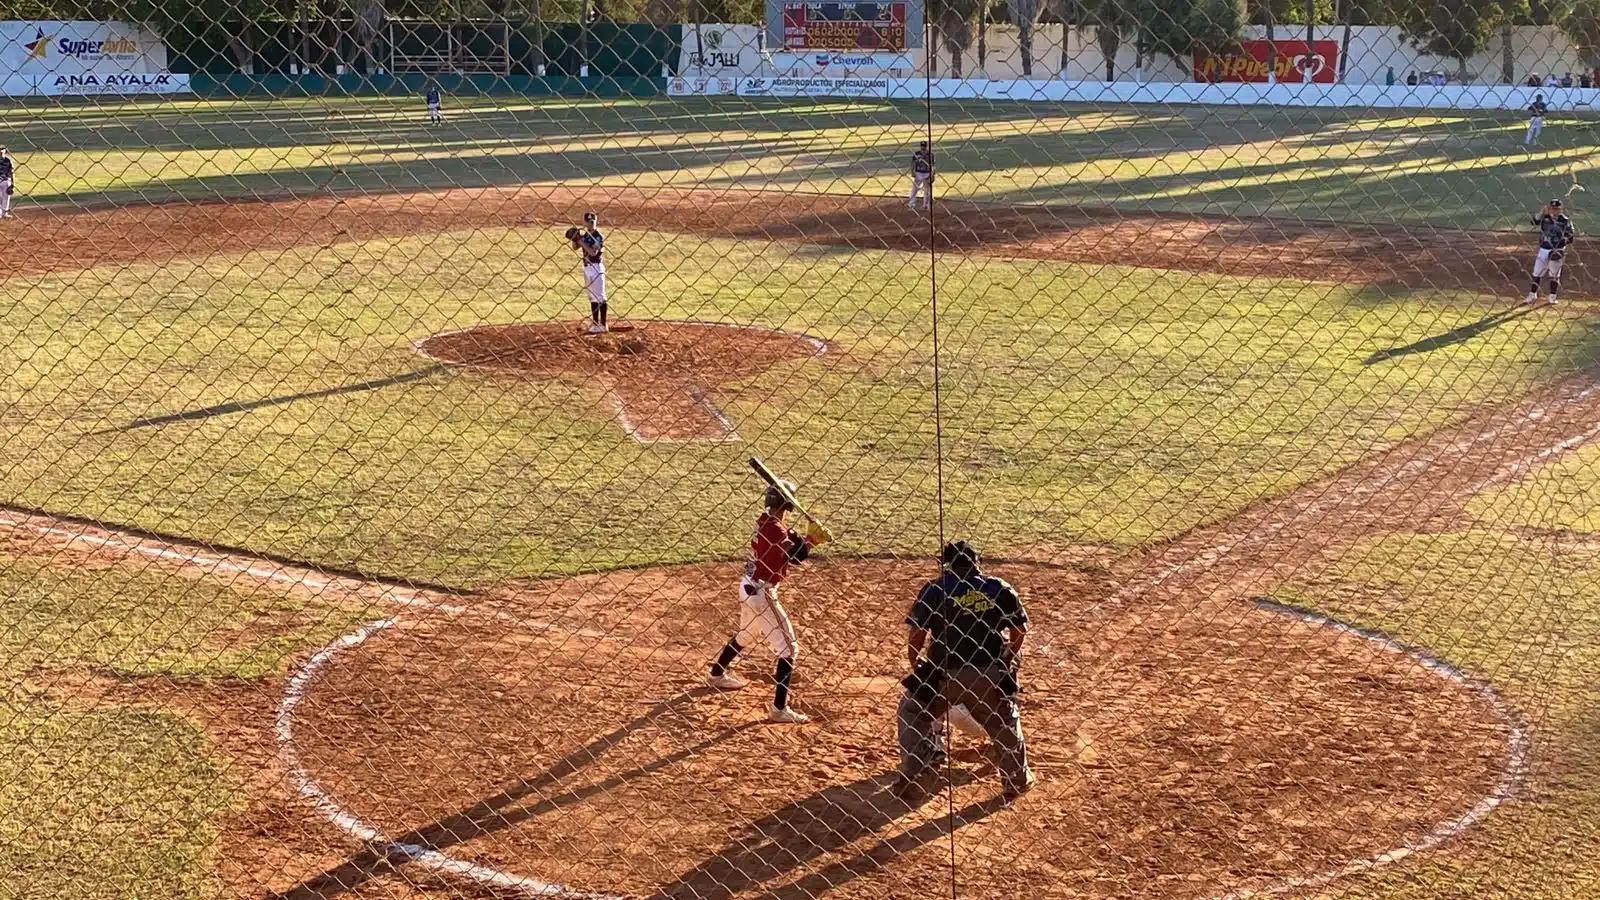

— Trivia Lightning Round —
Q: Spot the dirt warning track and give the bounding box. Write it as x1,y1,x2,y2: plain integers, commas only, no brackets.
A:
2,186,1582,300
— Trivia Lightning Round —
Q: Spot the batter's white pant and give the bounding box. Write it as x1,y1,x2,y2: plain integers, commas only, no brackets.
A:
584,263,607,305
1526,117,1543,144
1533,247,1564,280
0,179,11,217
908,172,932,208
736,577,798,660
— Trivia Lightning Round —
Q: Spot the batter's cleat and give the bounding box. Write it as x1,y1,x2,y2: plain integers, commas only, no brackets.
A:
1548,296,1560,306
767,704,809,724
1524,292,1537,304
586,323,607,334
1001,769,1038,803
706,671,745,690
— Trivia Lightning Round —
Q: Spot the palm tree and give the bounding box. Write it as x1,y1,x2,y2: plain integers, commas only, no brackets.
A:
1013,0,1042,76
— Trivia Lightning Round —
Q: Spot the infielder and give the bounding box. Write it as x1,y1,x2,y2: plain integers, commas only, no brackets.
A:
566,211,608,333
706,481,831,723
1525,198,1575,306
908,141,933,211
897,541,1034,801
0,147,14,220
1526,94,1548,145
425,84,442,124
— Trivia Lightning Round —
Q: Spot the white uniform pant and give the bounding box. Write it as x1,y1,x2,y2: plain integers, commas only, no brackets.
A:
1526,116,1543,143
584,263,607,305
0,179,11,217
1533,247,1564,280
736,577,798,661
427,101,441,120
909,172,932,208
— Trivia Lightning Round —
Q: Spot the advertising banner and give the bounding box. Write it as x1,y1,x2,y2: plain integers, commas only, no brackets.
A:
33,71,190,95
2,21,170,79
768,50,916,69
677,23,763,78
668,75,739,96
738,74,890,97
1193,39,1339,83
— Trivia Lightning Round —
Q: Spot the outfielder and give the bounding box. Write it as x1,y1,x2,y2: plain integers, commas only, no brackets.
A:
897,541,1034,801
1525,198,1576,306
0,147,14,220
1526,94,1548,145
567,211,608,333
425,84,442,124
706,481,831,723
908,141,933,211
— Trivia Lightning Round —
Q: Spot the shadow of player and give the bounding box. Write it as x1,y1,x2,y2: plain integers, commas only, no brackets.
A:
273,685,747,899
645,770,1010,900
1365,305,1537,364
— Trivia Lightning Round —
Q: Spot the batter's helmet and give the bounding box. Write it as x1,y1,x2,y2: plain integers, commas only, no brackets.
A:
763,482,796,511
583,211,598,223
942,540,979,572
1550,198,1563,208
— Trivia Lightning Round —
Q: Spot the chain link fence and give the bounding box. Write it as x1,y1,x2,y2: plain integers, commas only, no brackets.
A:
1,2,1597,899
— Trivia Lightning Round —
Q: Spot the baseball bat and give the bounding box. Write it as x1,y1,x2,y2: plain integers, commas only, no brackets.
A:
748,457,834,541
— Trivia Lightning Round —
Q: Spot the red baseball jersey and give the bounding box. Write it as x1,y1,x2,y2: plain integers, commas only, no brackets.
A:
747,511,801,584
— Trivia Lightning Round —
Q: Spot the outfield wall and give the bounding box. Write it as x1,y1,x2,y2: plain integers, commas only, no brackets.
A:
1,20,184,95
726,75,1599,110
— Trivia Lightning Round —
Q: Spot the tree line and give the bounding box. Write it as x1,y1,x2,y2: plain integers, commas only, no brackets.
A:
4,0,1599,79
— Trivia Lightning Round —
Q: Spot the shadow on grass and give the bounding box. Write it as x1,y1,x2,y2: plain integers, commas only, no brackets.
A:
1365,306,1539,365
94,364,448,435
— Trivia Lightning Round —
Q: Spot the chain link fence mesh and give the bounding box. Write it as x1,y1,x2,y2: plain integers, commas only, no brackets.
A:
1,3,1598,899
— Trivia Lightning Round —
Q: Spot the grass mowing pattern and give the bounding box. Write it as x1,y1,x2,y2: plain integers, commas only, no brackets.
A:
6,97,1594,229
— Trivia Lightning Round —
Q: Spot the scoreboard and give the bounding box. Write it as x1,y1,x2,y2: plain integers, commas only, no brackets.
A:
765,0,924,67
780,2,909,51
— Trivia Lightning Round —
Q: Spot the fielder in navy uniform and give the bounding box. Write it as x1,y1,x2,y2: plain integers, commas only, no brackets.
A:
908,141,933,211
425,84,442,124
1526,94,1548,145
0,147,15,220
897,541,1035,801
567,212,608,332
1526,198,1576,306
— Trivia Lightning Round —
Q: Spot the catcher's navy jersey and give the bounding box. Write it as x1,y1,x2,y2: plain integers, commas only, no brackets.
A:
1534,214,1575,250
908,570,1026,667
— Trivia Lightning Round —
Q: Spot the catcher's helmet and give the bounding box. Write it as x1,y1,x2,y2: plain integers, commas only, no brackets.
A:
942,540,979,572
763,482,796,511
583,211,598,223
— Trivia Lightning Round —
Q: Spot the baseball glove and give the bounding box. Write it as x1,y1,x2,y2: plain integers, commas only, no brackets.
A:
564,226,582,242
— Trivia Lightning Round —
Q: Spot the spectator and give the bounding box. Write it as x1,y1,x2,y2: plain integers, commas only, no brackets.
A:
1562,72,1574,88
1582,73,1593,89
1406,70,1419,86
1546,73,1561,88
1386,67,1396,86
1527,74,1542,87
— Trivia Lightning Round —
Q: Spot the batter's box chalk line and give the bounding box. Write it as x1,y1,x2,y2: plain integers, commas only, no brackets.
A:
413,318,830,446
274,578,1528,900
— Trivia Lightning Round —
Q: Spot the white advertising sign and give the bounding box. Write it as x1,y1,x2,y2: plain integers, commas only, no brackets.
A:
738,75,890,98
668,75,738,96
34,71,191,95
677,24,763,78
771,51,918,71
2,21,170,79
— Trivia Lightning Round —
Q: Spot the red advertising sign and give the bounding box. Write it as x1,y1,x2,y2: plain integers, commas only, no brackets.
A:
1193,40,1339,83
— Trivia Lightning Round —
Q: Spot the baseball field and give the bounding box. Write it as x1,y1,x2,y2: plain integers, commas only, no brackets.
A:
1,92,1598,900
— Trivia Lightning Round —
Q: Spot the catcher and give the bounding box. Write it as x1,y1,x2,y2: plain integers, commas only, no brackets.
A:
706,480,832,723
896,541,1034,801
1525,198,1576,306
566,211,607,333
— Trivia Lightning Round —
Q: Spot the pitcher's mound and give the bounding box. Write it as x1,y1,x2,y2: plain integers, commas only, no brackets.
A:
417,320,827,441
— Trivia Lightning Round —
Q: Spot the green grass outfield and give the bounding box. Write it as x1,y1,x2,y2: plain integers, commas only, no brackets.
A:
2,226,1593,584
4,95,1596,228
